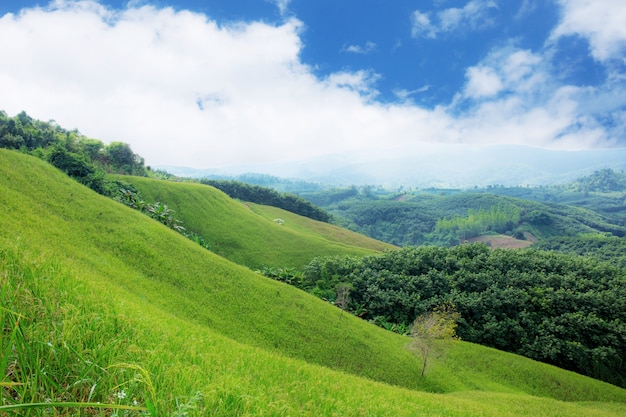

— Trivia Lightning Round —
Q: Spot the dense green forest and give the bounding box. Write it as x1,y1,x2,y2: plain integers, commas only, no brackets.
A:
264,244,626,388
480,169,626,224
535,234,626,269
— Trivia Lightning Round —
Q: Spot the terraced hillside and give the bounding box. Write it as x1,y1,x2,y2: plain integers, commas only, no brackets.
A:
2,149,626,416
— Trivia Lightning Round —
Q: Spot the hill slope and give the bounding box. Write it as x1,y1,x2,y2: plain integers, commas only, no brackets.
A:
303,189,626,246
114,175,393,269
2,149,626,416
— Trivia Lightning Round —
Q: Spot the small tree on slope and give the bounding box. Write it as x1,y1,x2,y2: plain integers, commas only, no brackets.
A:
409,304,460,378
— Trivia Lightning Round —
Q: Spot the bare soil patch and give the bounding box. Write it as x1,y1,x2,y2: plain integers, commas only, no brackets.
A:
467,233,536,249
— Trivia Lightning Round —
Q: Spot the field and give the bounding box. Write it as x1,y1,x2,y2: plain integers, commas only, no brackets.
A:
2,149,626,416
467,233,537,249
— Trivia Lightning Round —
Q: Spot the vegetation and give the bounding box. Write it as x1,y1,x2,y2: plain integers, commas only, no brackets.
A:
534,234,626,269
3,149,626,416
116,175,391,269
201,179,331,222
298,182,626,247
409,304,460,377
435,203,521,242
478,169,626,224
3,108,626,415
0,110,148,193
300,245,626,387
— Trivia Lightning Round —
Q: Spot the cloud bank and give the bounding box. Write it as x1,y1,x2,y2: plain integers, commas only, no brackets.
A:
0,0,624,170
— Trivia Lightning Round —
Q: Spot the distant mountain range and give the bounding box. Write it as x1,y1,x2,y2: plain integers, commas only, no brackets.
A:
158,144,626,188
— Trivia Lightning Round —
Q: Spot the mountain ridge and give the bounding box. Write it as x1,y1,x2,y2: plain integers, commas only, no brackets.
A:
158,144,626,188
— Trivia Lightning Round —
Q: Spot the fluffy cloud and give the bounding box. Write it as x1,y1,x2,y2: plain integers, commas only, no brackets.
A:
464,67,503,98
462,47,545,100
0,1,622,172
551,0,626,62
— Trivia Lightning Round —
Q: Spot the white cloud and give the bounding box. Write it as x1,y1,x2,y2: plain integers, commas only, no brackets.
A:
412,0,498,39
393,86,430,101
411,11,437,39
460,46,545,101
341,41,376,54
514,0,537,20
464,66,503,98
0,1,621,173
551,0,626,62
267,0,291,17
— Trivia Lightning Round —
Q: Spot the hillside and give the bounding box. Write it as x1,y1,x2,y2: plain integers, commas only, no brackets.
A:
301,187,626,247
2,149,626,416
114,175,393,269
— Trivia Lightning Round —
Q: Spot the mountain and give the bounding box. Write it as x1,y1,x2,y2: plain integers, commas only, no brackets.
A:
160,144,626,188
3,148,626,416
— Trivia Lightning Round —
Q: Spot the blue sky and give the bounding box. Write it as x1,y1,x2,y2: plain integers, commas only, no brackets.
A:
0,0,625,171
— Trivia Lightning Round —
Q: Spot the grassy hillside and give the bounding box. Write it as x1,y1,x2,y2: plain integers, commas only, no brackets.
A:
2,149,626,416
114,175,393,269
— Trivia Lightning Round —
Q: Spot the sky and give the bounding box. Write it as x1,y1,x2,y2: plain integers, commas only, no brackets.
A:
0,0,625,171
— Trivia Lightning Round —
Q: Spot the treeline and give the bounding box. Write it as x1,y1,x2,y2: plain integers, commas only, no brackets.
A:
574,168,626,193
265,244,626,388
201,179,332,223
0,110,147,194
435,203,521,241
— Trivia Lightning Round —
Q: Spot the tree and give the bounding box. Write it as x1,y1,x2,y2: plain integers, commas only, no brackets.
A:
409,304,460,378
106,141,144,174
335,283,352,320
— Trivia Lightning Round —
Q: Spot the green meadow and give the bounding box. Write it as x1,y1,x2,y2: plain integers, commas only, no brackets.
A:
2,149,626,416
115,175,393,269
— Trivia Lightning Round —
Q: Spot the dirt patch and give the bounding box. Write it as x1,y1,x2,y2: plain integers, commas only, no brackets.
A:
467,234,535,249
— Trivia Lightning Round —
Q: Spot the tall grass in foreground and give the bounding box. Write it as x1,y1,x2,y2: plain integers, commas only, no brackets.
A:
0,245,154,416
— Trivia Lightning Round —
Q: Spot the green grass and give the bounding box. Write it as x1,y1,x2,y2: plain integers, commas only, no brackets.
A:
115,175,394,269
2,149,626,416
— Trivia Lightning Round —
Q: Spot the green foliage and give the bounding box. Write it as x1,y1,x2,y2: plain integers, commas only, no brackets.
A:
410,304,460,377
435,203,521,240
0,110,147,193
107,141,145,175
480,169,626,225
0,247,154,416
201,179,332,222
301,182,626,247
574,168,626,193
303,245,626,387
534,234,626,269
